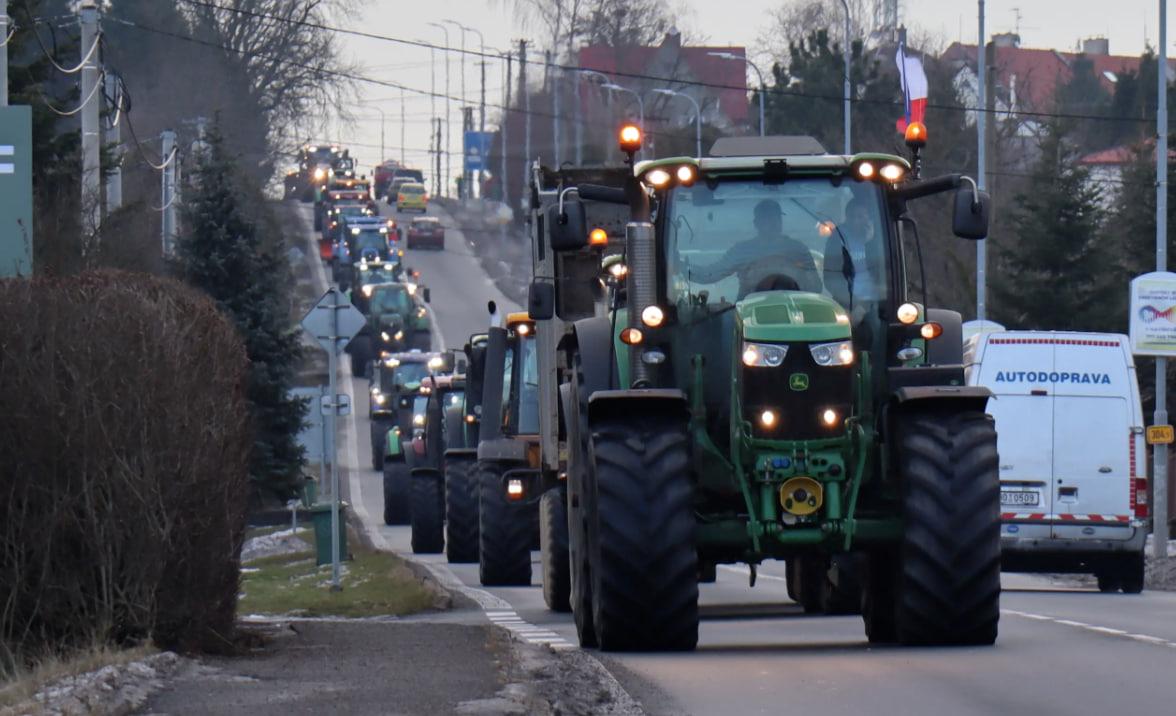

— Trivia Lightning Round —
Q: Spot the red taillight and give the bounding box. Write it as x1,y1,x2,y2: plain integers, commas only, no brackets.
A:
1131,477,1149,519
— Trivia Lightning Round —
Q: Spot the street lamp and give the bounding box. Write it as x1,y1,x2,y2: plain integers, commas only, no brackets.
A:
707,52,766,137
426,21,450,197
442,20,467,198
653,88,701,157
838,0,852,154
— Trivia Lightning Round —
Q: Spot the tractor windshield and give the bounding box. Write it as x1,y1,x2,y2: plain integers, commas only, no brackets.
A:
383,361,429,391
665,177,888,321
372,286,411,313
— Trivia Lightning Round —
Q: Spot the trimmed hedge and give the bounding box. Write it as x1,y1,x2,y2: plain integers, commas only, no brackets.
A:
0,271,251,671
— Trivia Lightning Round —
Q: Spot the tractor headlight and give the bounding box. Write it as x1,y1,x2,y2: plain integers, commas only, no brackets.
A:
381,331,391,342
394,329,405,341
351,228,361,235
412,413,425,427
362,285,374,297
879,163,905,182
810,341,854,367
742,342,787,367
645,168,672,187
641,305,665,328
374,393,387,406
417,307,427,318
314,168,326,180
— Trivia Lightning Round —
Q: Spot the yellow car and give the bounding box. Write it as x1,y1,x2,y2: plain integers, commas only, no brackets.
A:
396,183,428,213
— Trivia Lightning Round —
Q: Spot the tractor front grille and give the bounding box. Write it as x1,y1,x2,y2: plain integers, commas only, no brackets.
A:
742,343,853,440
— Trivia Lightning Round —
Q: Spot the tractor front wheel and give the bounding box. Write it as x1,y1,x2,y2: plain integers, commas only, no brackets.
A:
445,457,480,563
478,461,532,586
410,472,444,554
894,410,1001,646
588,414,698,651
540,486,571,612
382,461,411,525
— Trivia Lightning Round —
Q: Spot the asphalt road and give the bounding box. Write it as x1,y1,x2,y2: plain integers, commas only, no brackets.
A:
304,202,1176,716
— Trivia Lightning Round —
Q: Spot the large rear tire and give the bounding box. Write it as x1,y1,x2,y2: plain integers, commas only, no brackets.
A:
382,461,411,525
822,553,863,615
862,549,899,643
478,461,532,586
540,486,571,612
894,410,1001,645
370,419,392,471
445,457,480,563
567,355,596,646
588,414,698,651
349,335,371,377
410,472,444,554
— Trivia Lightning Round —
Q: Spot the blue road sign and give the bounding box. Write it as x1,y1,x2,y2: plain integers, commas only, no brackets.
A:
464,131,493,171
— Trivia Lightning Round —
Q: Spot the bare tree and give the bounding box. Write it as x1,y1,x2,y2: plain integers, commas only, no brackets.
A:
181,0,360,159
497,0,677,57
758,0,871,64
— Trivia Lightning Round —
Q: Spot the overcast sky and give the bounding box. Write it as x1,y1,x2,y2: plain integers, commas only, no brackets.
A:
327,1,1172,188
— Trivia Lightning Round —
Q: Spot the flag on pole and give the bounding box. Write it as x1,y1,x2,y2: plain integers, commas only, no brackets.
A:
895,43,928,133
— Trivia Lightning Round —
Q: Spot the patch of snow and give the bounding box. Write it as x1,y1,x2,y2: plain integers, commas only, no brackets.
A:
241,528,311,563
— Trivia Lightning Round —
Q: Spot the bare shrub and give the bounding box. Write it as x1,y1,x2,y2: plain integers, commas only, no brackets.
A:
0,271,251,672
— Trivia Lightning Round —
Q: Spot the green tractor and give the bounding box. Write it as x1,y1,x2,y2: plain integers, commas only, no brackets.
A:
531,127,999,651
407,371,466,554
443,335,489,564
347,282,432,376
377,351,445,524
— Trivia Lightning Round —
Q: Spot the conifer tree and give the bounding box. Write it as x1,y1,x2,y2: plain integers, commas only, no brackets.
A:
174,124,307,501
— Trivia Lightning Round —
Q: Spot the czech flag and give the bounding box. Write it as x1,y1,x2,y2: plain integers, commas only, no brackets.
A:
895,44,928,133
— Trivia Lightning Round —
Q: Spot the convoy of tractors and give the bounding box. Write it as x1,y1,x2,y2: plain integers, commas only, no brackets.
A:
317,121,1105,655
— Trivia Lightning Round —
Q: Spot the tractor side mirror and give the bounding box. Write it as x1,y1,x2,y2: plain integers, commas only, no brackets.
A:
547,200,588,251
952,186,991,240
422,287,431,303
528,281,555,320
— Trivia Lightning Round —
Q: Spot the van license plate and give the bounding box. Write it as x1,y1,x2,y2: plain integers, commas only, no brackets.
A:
1000,491,1040,506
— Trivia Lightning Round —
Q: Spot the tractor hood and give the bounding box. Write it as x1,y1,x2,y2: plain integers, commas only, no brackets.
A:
737,291,851,343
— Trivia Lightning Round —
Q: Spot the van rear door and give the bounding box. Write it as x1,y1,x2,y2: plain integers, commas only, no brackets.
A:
974,336,1053,530
1051,340,1133,540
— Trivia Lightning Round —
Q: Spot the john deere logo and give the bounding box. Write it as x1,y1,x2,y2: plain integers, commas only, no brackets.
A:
789,373,810,391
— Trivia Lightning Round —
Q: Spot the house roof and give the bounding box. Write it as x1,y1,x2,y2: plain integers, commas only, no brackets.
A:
942,42,1171,112
1079,141,1176,166
578,37,749,124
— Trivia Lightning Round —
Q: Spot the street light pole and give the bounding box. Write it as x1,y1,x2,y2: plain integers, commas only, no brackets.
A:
427,22,450,197
1153,0,1170,560
443,20,467,198
977,1,987,321
839,0,852,154
707,52,766,137
653,88,701,157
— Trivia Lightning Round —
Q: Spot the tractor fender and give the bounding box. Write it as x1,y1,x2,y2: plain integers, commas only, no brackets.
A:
587,389,690,426
478,437,529,463
890,385,992,415
563,316,617,403
924,308,964,366
444,447,478,460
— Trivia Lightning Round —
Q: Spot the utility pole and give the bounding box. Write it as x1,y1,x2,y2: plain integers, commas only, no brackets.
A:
160,130,177,256
462,106,474,201
839,0,851,153
976,1,987,321
79,2,101,242
103,72,122,213
400,87,406,165
553,65,561,168
428,22,451,197
1,0,9,106
479,58,486,199
502,51,511,210
1153,0,1170,560
520,40,530,207
574,69,583,164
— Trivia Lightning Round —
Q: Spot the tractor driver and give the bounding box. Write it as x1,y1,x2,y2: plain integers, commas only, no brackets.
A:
686,199,823,298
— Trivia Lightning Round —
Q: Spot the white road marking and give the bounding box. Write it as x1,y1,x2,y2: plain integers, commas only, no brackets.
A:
1002,609,1176,649
719,564,790,584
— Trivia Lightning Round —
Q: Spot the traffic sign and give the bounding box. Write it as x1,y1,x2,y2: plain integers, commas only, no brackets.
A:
301,288,365,353
321,394,352,416
0,107,33,277
1129,272,1176,356
464,131,493,171
1147,425,1174,445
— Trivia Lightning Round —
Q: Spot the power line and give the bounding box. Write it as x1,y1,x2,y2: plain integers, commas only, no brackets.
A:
173,0,1153,126
17,3,100,74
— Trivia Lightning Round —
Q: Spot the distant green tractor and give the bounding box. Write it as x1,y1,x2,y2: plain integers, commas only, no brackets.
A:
376,352,445,524
348,282,431,376
534,127,999,651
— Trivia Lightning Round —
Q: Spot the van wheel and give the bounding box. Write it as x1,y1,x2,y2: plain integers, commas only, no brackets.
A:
1119,552,1145,594
894,410,1001,645
1096,573,1121,592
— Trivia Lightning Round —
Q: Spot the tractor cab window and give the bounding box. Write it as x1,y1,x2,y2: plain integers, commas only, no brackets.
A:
666,177,888,323
412,395,429,436
515,335,540,435
500,343,515,429
352,231,386,256
383,361,429,391
371,286,411,313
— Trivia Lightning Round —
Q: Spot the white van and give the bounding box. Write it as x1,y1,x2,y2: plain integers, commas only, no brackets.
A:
964,331,1149,592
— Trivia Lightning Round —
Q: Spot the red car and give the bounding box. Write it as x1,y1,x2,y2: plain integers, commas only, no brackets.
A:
405,216,445,250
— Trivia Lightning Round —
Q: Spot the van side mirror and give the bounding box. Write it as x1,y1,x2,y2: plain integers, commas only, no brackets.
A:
528,281,555,320
548,200,588,251
952,186,991,240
